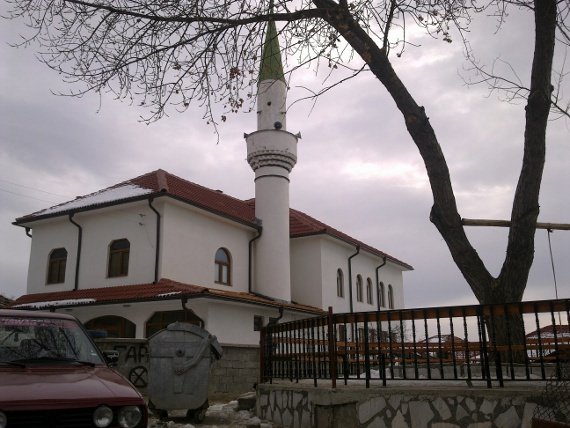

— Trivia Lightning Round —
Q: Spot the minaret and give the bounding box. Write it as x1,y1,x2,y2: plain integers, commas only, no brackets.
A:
245,19,299,302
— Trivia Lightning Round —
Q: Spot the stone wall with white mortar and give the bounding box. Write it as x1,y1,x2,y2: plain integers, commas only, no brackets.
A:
256,383,546,427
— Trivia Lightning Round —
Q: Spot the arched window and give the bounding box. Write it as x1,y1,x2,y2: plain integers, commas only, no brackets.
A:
108,239,130,277
336,269,344,298
366,278,373,305
379,282,385,308
356,275,363,302
146,310,201,337
388,284,394,309
85,316,136,338
214,248,231,285
47,248,67,284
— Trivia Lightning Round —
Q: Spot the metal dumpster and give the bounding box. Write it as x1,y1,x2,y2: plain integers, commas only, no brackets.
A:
148,322,223,422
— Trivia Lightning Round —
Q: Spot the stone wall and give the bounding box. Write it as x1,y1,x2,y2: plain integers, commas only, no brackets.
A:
256,382,546,428
94,339,259,397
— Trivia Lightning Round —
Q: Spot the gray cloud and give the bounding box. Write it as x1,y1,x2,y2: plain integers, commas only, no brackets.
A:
1,4,568,310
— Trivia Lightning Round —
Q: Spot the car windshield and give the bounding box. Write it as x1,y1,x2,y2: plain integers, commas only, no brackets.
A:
0,315,105,365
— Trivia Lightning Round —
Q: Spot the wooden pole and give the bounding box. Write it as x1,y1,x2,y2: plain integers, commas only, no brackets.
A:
461,219,570,231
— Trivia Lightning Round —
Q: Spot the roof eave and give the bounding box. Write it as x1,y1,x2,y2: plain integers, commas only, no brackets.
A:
291,230,413,271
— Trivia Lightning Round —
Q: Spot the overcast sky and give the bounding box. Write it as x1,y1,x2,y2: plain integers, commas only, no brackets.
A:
1,4,568,309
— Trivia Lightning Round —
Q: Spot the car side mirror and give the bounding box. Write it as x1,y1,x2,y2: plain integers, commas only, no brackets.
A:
103,350,119,366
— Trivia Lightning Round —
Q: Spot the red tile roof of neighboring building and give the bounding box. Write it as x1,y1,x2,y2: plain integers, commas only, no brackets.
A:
526,324,570,339
9,278,325,315
0,295,13,308
14,169,411,269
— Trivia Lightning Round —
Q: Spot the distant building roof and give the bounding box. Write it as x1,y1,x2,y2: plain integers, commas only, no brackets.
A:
526,324,570,339
9,278,325,315
14,169,412,270
0,295,13,308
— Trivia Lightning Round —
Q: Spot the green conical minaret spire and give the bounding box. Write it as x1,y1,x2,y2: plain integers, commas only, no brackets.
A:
259,19,285,84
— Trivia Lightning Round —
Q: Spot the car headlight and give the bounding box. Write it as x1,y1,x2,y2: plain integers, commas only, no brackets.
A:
93,406,114,428
0,411,7,428
118,406,142,428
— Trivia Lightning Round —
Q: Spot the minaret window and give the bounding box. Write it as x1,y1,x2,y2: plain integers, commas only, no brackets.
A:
108,239,130,277
366,278,374,305
215,248,231,285
379,282,386,308
47,248,67,284
356,275,363,302
388,284,394,309
336,269,344,298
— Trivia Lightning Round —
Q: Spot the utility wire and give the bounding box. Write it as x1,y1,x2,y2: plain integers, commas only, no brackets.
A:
0,178,71,198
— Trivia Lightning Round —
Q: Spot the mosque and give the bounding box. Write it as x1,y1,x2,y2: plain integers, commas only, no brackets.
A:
10,21,412,345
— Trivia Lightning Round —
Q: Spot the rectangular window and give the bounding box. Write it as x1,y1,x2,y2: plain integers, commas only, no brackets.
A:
47,248,67,284
254,315,264,331
108,239,130,277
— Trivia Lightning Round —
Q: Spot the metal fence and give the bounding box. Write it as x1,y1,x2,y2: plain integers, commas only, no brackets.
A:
259,299,570,388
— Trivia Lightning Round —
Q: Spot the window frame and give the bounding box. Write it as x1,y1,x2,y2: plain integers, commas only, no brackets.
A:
47,247,67,284
108,238,130,278
379,282,385,308
214,247,231,285
336,268,344,298
366,277,374,305
356,275,363,302
388,284,394,309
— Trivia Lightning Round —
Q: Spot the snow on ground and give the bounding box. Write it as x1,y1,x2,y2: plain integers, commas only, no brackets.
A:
148,400,276,428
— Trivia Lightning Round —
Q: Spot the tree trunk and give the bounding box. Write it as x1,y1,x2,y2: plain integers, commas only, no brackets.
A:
316,0,557,308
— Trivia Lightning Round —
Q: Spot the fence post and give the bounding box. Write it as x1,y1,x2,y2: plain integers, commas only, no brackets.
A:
327,307,337,389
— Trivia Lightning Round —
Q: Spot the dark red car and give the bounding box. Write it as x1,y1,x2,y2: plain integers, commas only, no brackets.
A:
0,309,147,428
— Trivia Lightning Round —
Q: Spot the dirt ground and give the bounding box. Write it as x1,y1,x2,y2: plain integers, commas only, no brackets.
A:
147,400,276,428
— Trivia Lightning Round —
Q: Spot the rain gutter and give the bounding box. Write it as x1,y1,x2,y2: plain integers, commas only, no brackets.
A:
248,219,263,294
148,197,161,284
375,256,387,311
68,213,82,291
347,245,360,313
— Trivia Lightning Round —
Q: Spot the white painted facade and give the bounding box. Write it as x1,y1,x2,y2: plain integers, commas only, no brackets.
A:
13,25,411,346
291,235,405,313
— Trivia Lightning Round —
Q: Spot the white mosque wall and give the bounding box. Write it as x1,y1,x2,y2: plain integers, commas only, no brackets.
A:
159,200,253,293
290,237,324,309
291,235,406,314
26,201,157,294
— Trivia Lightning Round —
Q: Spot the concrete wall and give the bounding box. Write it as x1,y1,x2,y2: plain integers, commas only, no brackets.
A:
95,339,260,399
256,383,545,428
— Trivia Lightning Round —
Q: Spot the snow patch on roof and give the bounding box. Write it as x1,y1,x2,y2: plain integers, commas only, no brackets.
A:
33,184,152,217
13,298,96,309
157,292,182,298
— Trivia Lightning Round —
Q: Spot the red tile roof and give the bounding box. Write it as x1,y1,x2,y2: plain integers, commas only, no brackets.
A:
526,324,570,339
9,278,325,315
14,169,411,269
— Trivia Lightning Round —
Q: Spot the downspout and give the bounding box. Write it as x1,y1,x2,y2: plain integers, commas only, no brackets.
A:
68,214,82,291
25,227,32,238
148,198,161,285
347,245,360,314
375,256,387,311
267,306,284,327
181,297,205,329
248,219,263,294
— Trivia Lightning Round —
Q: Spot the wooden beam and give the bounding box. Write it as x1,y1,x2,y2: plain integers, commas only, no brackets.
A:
461,218,570,231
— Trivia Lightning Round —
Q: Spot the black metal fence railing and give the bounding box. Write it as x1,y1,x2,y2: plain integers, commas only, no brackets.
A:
259,299,570,388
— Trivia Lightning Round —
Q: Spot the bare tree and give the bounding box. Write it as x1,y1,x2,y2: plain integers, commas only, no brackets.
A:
4,0,569,323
